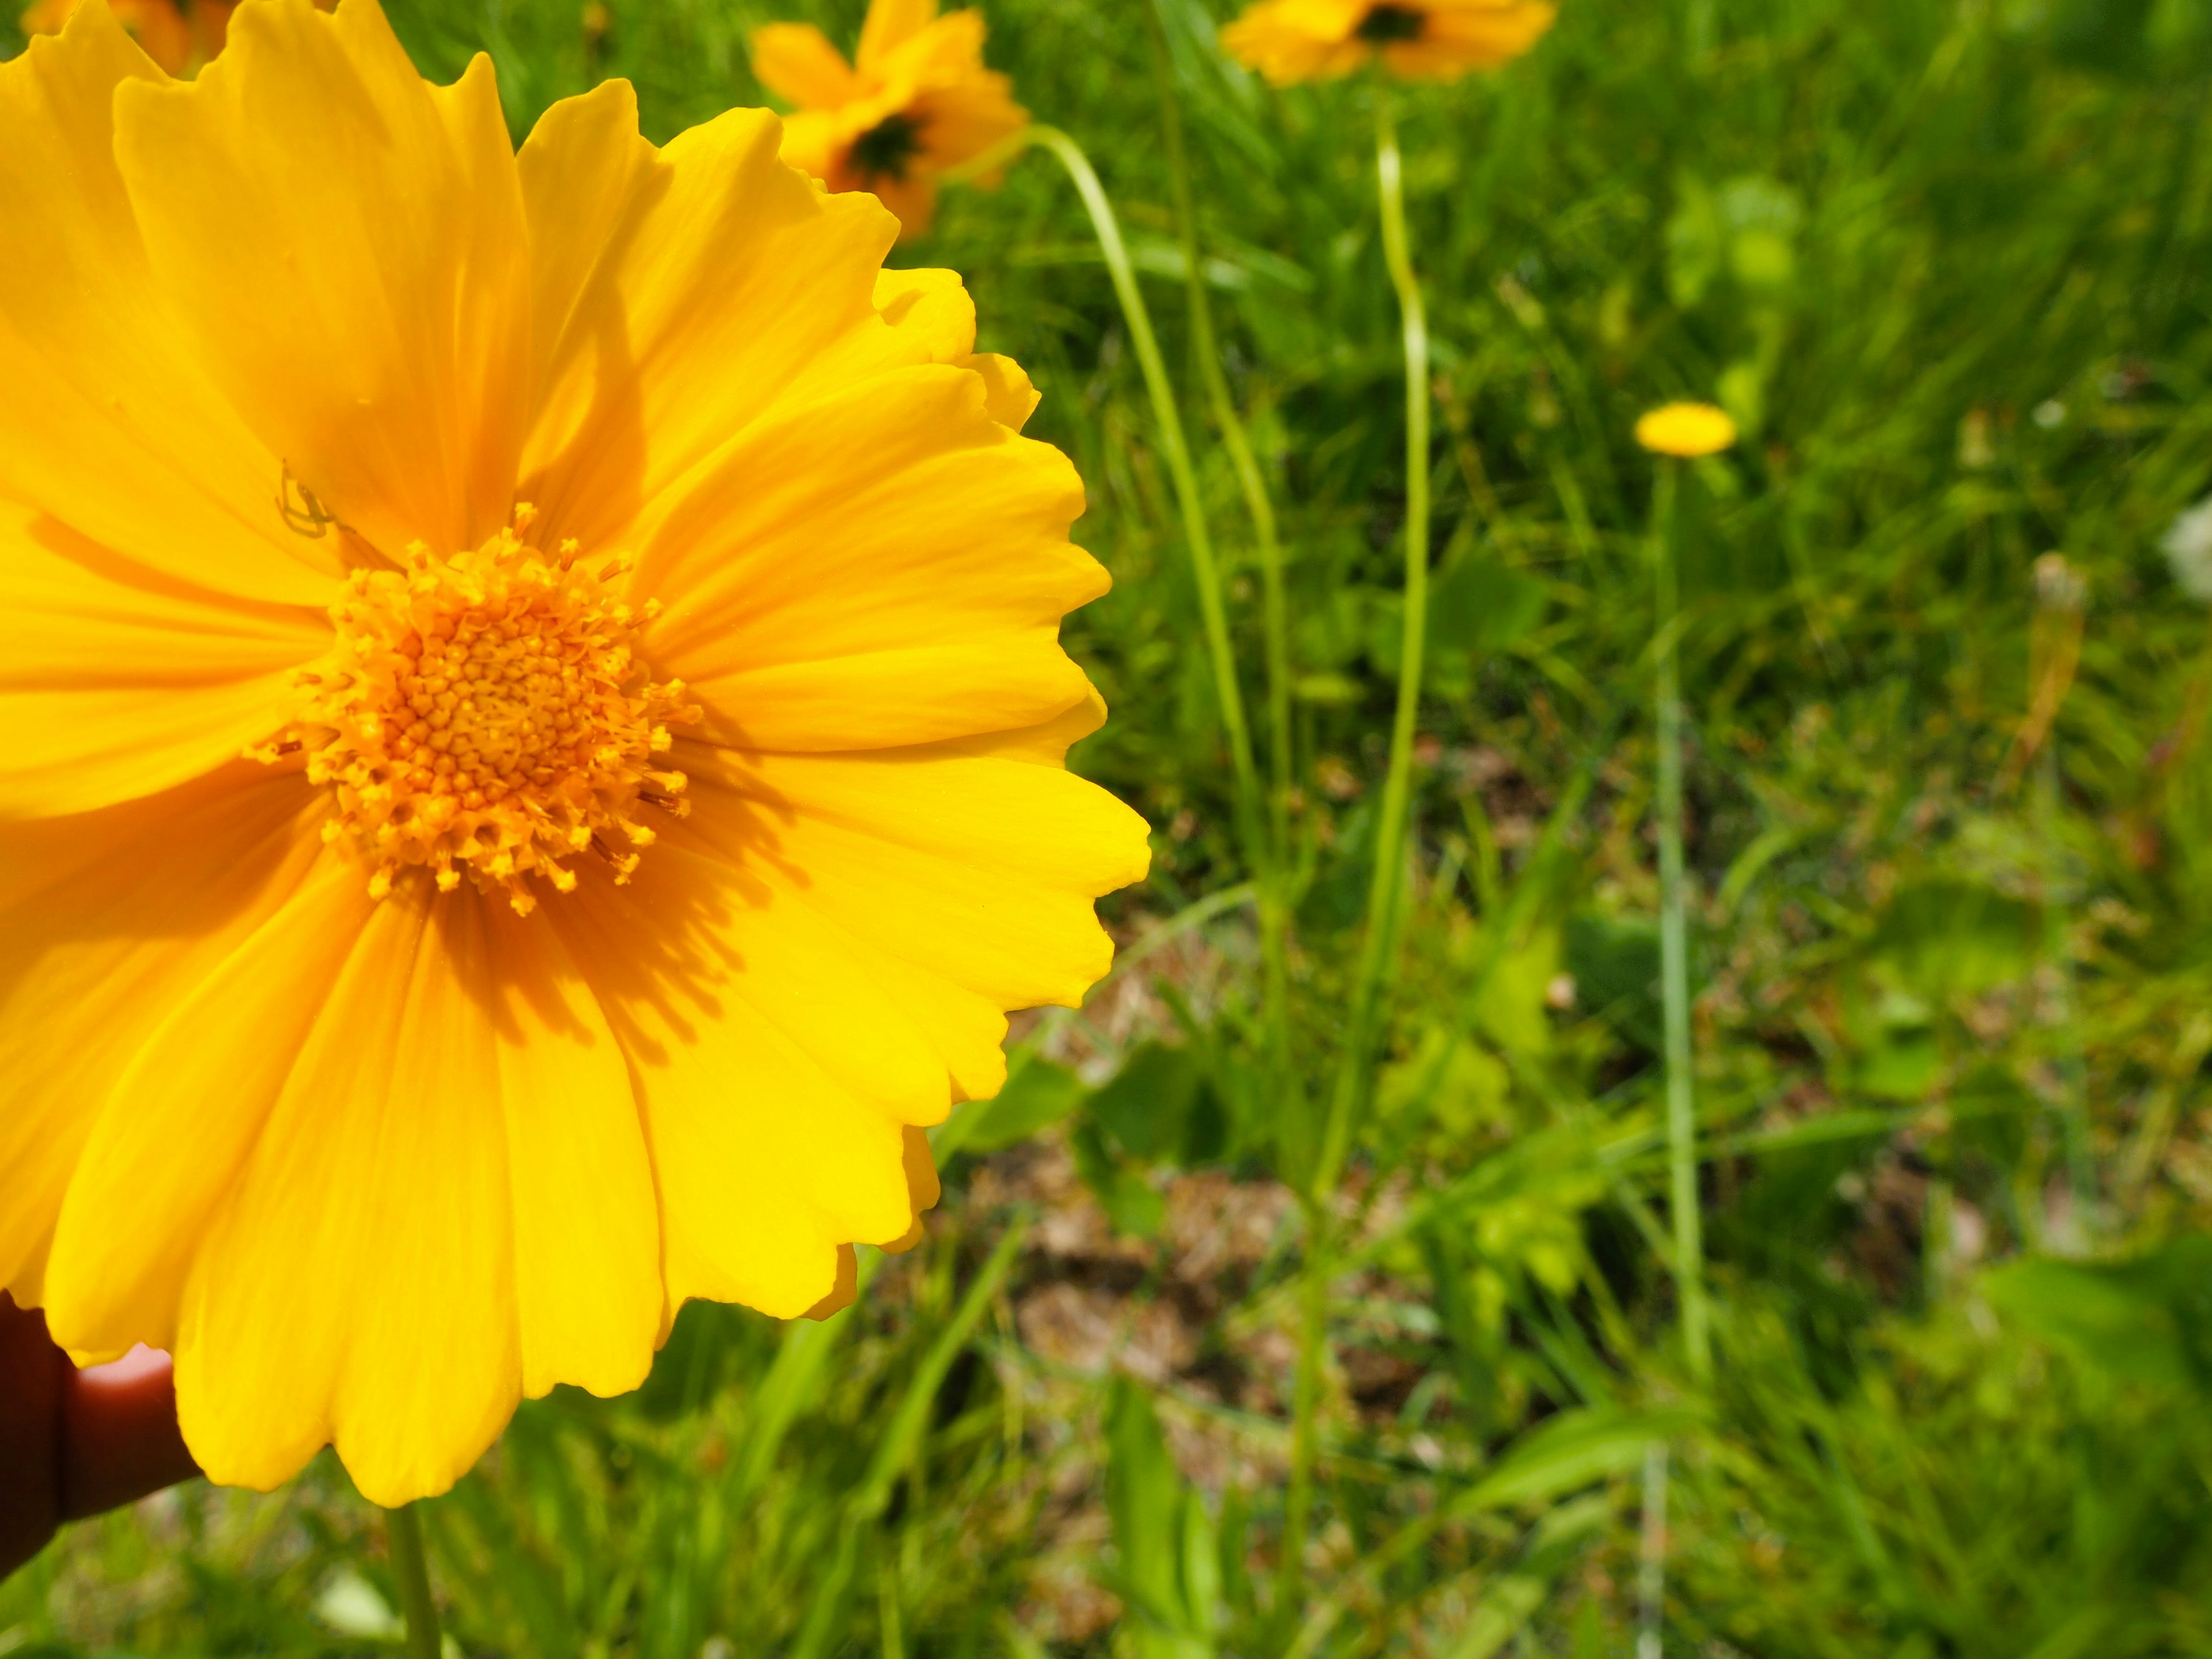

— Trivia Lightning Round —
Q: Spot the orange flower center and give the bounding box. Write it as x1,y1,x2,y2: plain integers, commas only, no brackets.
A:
256,508,699,914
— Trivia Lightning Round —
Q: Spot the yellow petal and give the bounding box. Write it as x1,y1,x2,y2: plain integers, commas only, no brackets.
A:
874,266,978,362
549,847,920,1318
670,797,1012,1109
0,2,339,605
176,887,519,1505
0,504,327,818
483,893,664,1402
112,0,532,559
681,744,1151,1013
171,879,664,1501
772,105,846,184
878,1126,942,1255
635,363,1101,751
750,21,859,108
514,99,900,557
856,0,939,72
1387,0,1555,78
41,854,372,1357
0,765,328,1308
961,352,1041,431
1220,0,1371,82
800,1244,860,1320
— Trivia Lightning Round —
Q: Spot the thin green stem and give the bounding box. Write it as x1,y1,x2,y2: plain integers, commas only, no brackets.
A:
1274,1207,1328,1638
1014,124,1267,867
1652,460,1709,1385
384,1503,442,1659
1277,90,1435,1639
1316,90,1431,1202
1636,1439,1669,1659
1139,1,1297,1071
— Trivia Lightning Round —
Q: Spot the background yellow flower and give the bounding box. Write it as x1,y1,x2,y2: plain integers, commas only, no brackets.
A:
751,0,1027,238
20,0,330,76
1221,0,1555,85
1635,402,1739,458
0,0,1145,1506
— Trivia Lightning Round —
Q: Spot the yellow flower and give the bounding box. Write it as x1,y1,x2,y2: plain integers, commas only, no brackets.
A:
24,0,198,74
751,0,1027,239
1634,402,1738,459
0,0,1147,1506
21,0,331,76
1221,0,1555,85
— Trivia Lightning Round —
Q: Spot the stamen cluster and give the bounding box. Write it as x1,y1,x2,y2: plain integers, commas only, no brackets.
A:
256,509,699,914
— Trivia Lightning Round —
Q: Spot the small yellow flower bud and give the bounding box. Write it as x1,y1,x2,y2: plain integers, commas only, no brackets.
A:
1635,403,1738,459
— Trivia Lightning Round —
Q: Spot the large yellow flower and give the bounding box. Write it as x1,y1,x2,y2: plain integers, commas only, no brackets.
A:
751,0,1027,239
0,0,1147,1506
1221,0,1555,85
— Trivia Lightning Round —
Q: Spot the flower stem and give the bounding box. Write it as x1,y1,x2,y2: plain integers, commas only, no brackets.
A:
1636,1438,1669,1659
1316,90,1431,1203
1278,88,1435,1634
383,1502,442,1659
1018,124,1267,873
1140,0,1297,1081
1652,459,1709,1385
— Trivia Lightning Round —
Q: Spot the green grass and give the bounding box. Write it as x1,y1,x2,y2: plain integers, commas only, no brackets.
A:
7,0,2212,1652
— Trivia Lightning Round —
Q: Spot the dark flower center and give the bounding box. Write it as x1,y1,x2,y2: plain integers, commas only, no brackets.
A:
1356,3,1427,41
850,112,926,183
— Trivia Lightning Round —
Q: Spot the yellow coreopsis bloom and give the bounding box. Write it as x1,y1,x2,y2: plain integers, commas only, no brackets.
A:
24,0,204,75
751,0,1027,239
1221,0,1554,85
0,0,1147,1506
1635,402,1738,458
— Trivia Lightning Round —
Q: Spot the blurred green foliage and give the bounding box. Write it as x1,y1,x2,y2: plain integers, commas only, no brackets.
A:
7,0,2212,1650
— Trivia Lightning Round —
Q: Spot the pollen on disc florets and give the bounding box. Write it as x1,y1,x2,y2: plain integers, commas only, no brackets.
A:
253,507,700,915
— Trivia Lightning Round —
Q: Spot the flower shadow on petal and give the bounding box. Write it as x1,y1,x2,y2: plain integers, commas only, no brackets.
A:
516,160,673,565
541,756,804,1070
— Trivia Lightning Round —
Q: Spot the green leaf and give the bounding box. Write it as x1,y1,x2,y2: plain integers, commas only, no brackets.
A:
960,1058,1088,1154
1090,1042,1206,1162
1455,1408,1696,1514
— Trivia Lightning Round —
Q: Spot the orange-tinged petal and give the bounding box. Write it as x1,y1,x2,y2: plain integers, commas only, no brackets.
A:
910,78,1027,176
112,0,532,560
0,764,328,1309
0,505,328,818
175,887,520,1505
0,3,339,606
514,97,903,556
487,895,664,1402
41,855,372,1357
549,849,916,1319
1382,0,1554,77
159,878,659,1502
634,363,1100,751
681,744,1151,1013
750,20,859,108
868,169,940,238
